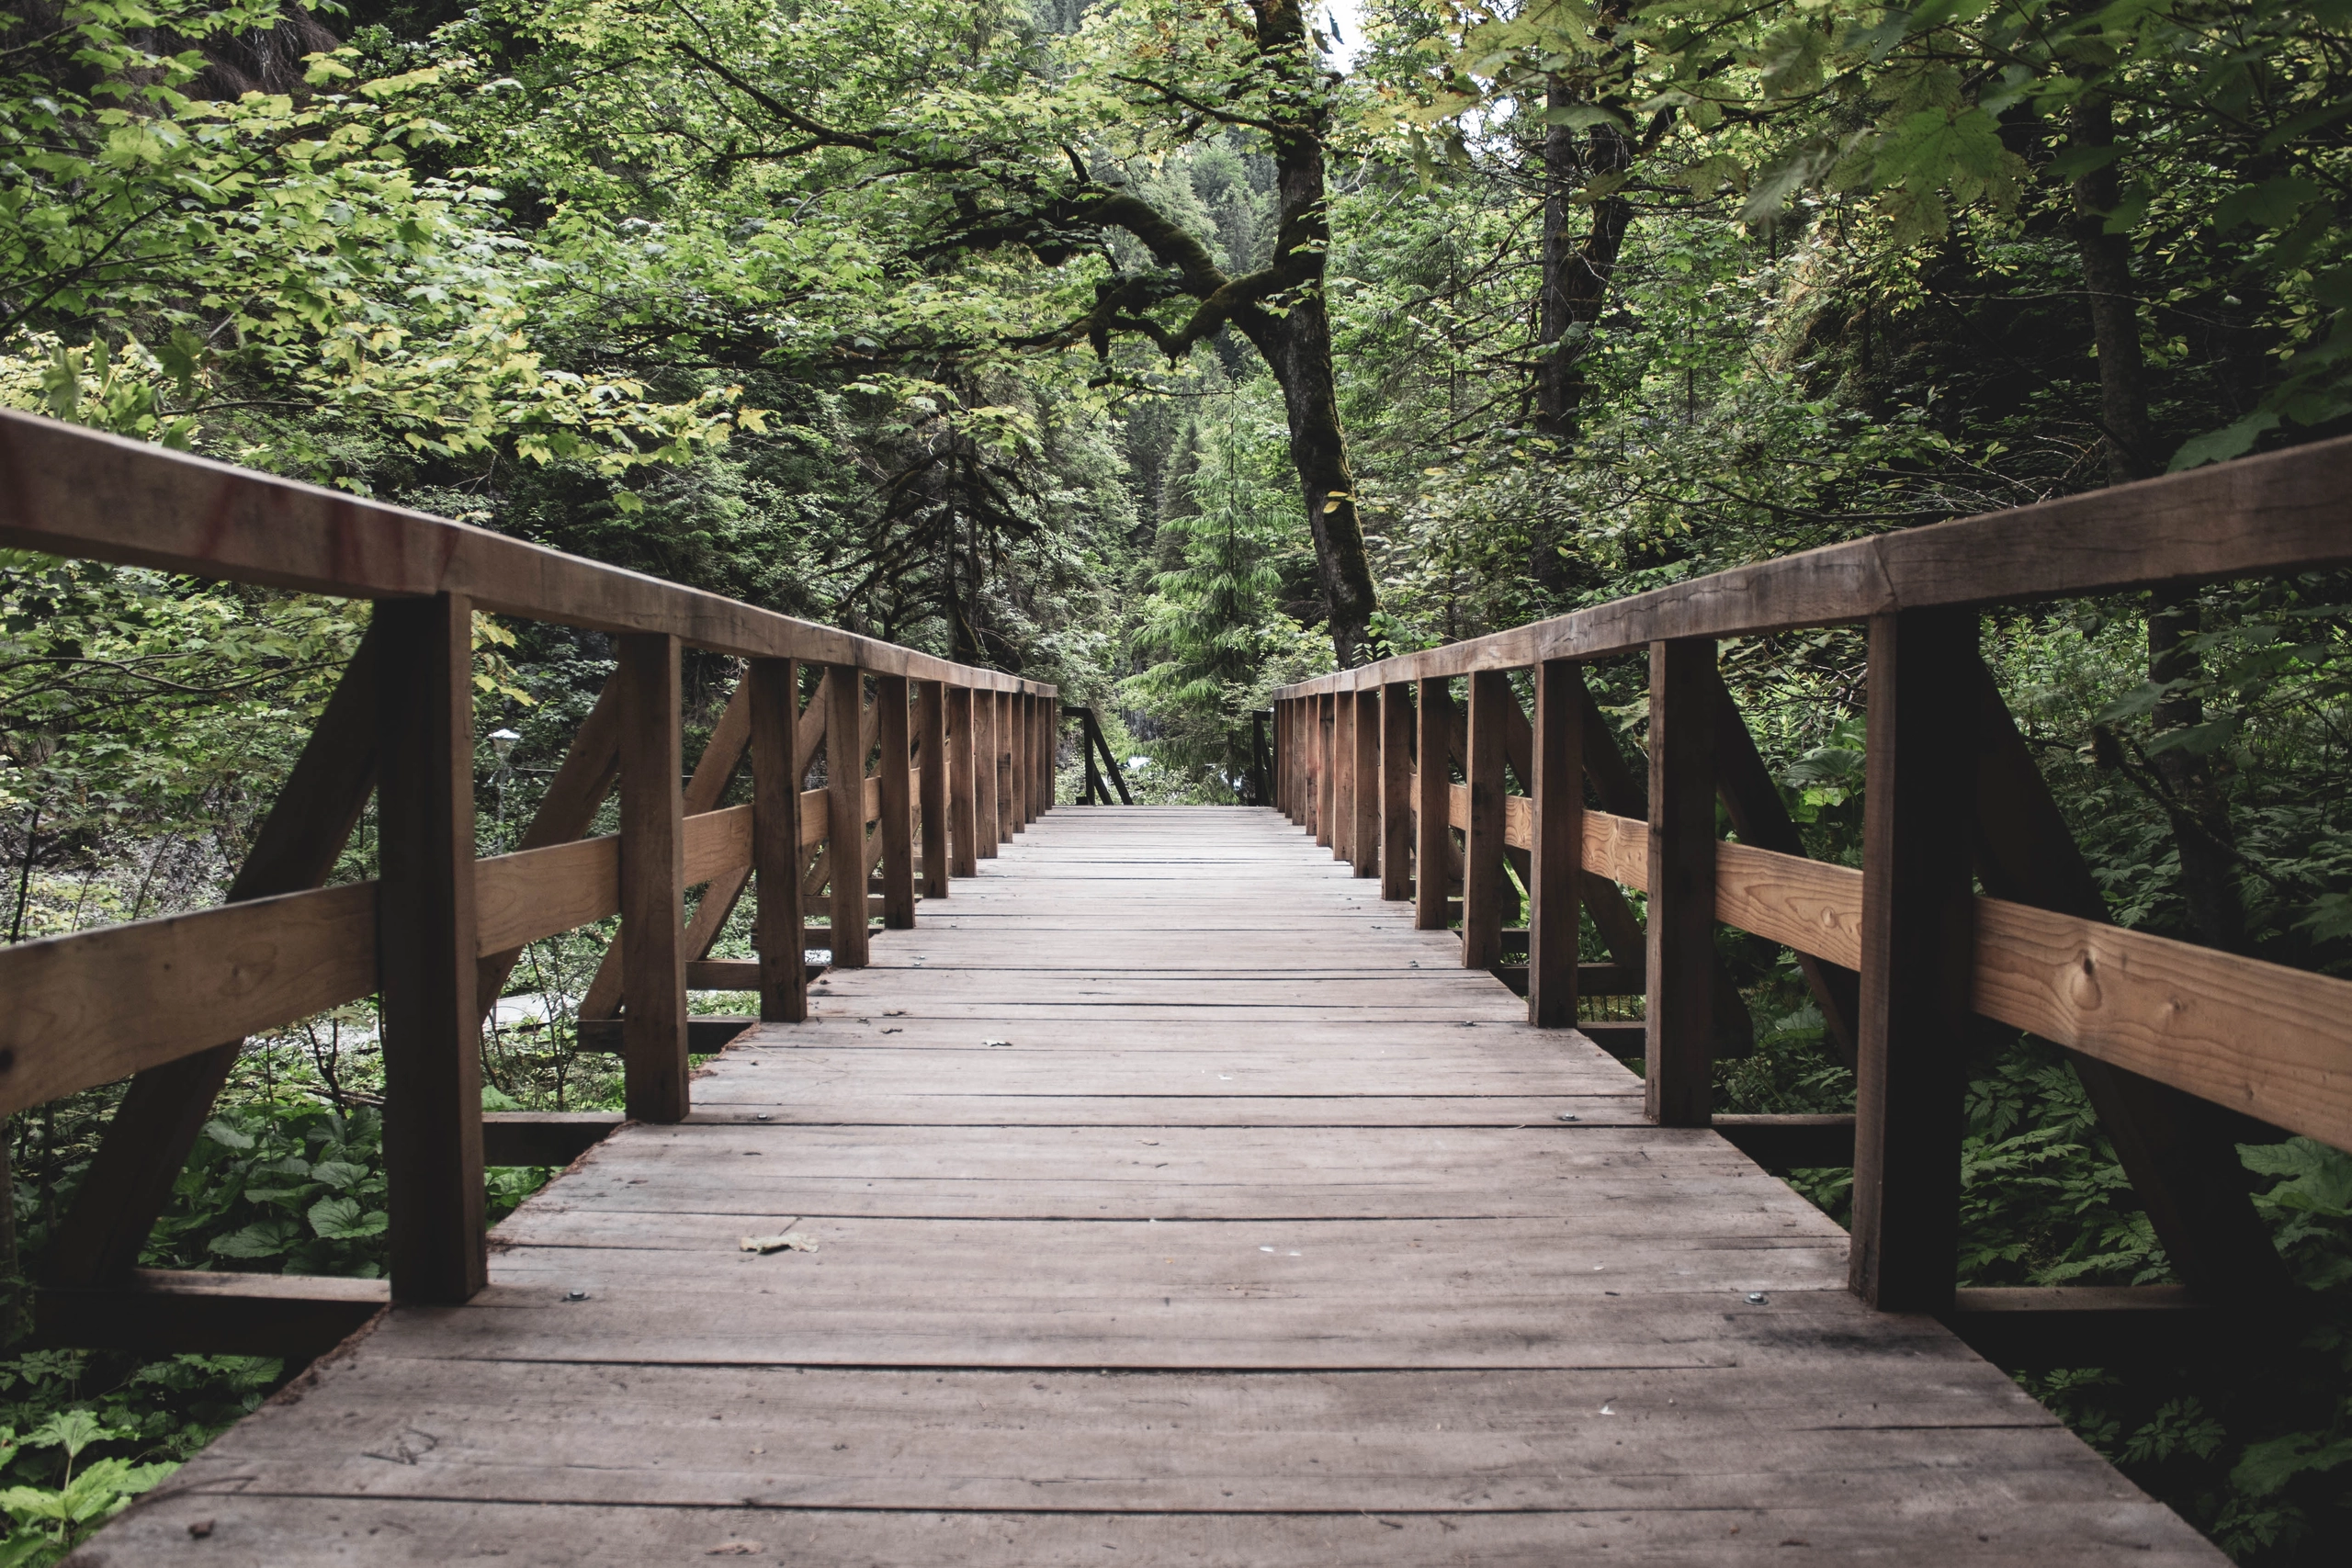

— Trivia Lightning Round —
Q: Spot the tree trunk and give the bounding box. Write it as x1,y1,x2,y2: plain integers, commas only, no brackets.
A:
2071,96,2245,950
1529,74,1634,599
1249,299,1377,668
1241,0,1379,668
1532,91,1634,443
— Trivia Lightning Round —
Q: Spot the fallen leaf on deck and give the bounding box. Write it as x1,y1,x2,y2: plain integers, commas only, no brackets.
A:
740,1232,819,1254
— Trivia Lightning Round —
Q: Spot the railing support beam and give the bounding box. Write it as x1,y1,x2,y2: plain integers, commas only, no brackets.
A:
617,631,689,1124
1850,609,1979,1312
751,657,808,1023
1528,660,1584,1028
378,593,489,1304
1462,672,1510,969
1645,638,1719,1127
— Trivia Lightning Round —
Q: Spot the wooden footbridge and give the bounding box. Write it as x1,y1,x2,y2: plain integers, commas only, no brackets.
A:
4,410,2349,1564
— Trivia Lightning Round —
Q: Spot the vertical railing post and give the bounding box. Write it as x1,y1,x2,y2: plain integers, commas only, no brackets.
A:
994,691,1015,845
826,664,870,967
375,592,487,1305
1462,671,1510,969
1414,679,1450,930
877,673,916,929
1379,683,1413,901
617,630,689,1123
1012,694,1030,831
1277,701,1292,819
1528,660,1585,1028
1850,608,1979,1312
1645,638,1718,1127
918,681,950,898
1331,686,1354,862
750,657,808,1023
1287,699,1302,824
1038,692,1052,815
1038,692,1055,811
949,685,979,876
1290,698,1303,822
975,689,1001,860
1351,688,1380,878
1316,694,1336,849
1250,708,1269,806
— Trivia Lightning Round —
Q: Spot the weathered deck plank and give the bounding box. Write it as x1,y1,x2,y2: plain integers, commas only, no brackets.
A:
81,806,2222,1566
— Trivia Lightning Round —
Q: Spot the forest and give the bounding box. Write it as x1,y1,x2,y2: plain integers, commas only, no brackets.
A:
1,0,2349,1560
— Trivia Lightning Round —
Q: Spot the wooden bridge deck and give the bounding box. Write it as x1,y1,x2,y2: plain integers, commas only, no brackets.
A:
87,807,2220,1565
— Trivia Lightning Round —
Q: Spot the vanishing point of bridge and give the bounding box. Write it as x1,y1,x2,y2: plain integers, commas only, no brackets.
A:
4,409,2346,1564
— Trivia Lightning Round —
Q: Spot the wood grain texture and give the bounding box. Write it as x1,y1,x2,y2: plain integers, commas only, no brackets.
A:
0,411,1056,695
1316,694,1335,849
375,593,487,1304
1527,660,1582,1028
751,658,808,1024
578,673,754,1024
918,682,949,899
1850,609,1977,1312
1379,683,1413,902
85,807,2222,1568
1645,639,1717,1127
1462,672,1510,969
1711,669,1860,1063
948,685,978,878
617,633,689,1127
1970,902,2352,1152
1272,430,2352,698
975,690,1000,860
1351,689,1380,879
1331,686,1354,863
1961,657,2292,1301
0,885,378,1120
876,675,916,929
827,667,871,966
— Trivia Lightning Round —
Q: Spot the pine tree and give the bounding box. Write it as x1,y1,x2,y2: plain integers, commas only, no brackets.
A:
1120,407,1284,800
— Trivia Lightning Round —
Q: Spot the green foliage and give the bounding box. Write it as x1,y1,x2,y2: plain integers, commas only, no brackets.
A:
1118,393,1306,797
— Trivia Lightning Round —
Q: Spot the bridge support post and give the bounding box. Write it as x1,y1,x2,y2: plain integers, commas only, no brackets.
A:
751,658,808,1023
1645,638,1718,1128
877,675,916,929
975,691,1000,858
1850,609,1978,1312
1351,690,1380,877
1008,694,1028,833
1380,684,1413,901
377,592,489,1303
617,631,690,1124
919,682,950,898
1414,681,1450,929
1317,694,1336,848
1330,689,1353,862
1528,660,1585,1028
949,686,979,875
827,665,871,966
1463,672,1510,970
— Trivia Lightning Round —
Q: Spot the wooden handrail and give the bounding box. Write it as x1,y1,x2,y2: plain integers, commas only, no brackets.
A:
1274,433,2352,696
0,410,1056,1314
1271,435,2352,1316
0,410,1050,694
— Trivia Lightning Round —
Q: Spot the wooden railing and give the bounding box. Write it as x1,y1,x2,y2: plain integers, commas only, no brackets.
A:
1272,434,2352,1341
0,410,1056,1341
1062,705,1135,805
